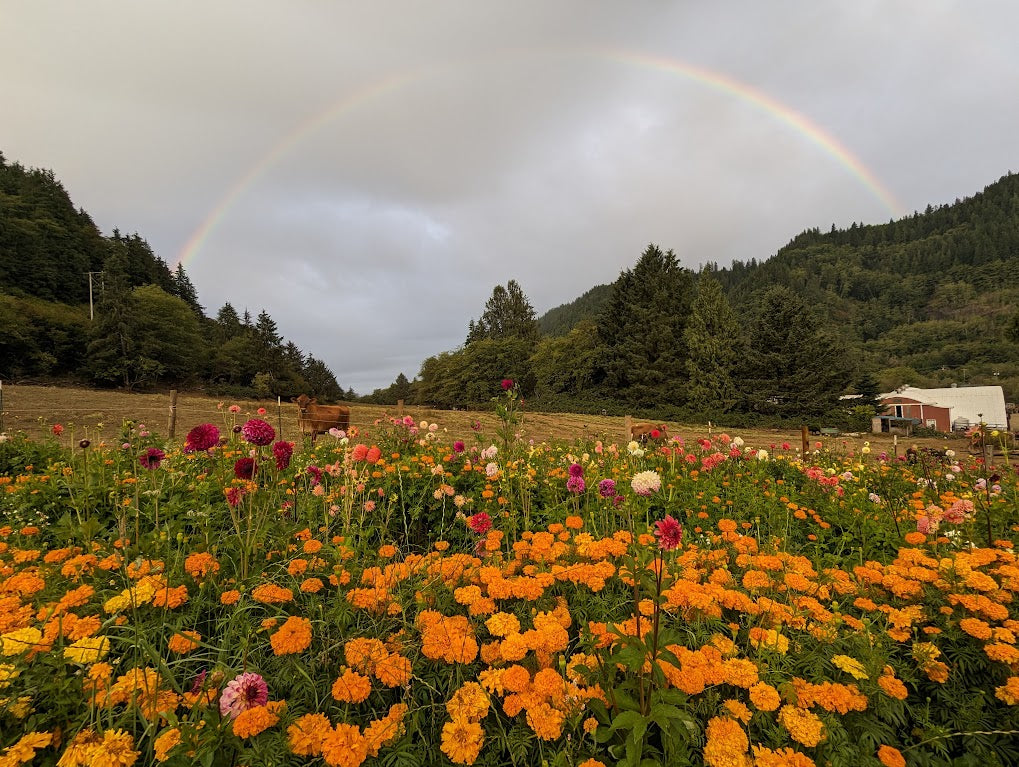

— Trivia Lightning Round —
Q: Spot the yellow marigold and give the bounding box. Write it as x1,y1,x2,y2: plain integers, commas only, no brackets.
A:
153,727,181,762
446,682,490,722
232,704,280,739
270,616,312,656
985,642,1019,665
526,702,565,740
877,745,906,767
1,627,43,656
63,635,110,665
749,627,789,655
167,631,200,654
749,681,781,711
703,715,751,767
332,669,372,704
995,676,1019,705
831,655,869,680
2,731,51,764
321,723,369,767
777,705,826,748
87,729,140,767
724,699,753,724
301,577,324,593
478,668,505,695
440,718,484,765
220,589,240,605
288,713,332,757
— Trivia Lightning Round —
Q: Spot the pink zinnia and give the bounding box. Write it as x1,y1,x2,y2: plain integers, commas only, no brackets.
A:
654,515,683,551
469,512,492,535
185,423,220,453
272,440,294,470
139,447,166,470
241,418,275,446
52,424,64,436
219,672,268,719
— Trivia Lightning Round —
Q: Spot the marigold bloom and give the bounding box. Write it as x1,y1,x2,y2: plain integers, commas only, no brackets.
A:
446,682,490,722
440,718,484,765
251,584,294,604
233,704,280,738
878,670,908,700
88,729,140,767
877,745,906,767
373,653,412,687
184,552,220,579
831,654,869,680
703,716,750,767
321,723,369,767
270,616,312,656
777,705,826,747
153,727,181,762
332,669,372,703
995,676,1019,705
526,702,565,740
749,681,781,711
288,713,332,756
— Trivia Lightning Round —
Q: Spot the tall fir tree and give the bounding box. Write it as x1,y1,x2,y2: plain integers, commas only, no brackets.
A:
684,277,741,413
466,280,540,344
740,286,851,418
597,244,694,408
171,263,204,318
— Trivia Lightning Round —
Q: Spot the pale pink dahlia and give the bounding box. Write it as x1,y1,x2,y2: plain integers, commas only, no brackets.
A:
219,672,268,719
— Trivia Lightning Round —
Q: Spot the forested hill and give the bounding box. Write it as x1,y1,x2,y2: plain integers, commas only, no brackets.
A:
538,172,1019,396
0,151,347,400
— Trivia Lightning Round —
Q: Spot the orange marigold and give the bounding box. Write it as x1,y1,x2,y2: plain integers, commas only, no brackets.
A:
184,552,220,579
233,704,280,738
877,745,906,767
994,676,1019,705
749,681,781,712
321,722,369,767
167,631,200,654
703,715,750,767
526,702,565,740
440,718,484,765
270,616,312,656
373,653,412,688
332,669,372,704
288,712,332,757
220,589,240,605
250,584,294,604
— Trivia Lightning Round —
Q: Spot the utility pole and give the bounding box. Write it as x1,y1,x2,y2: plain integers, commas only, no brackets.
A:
85,271,104,320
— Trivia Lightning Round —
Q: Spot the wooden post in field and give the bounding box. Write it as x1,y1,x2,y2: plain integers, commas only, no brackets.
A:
167,390,178,439
707,420,713,436
0,380,5,434
277,396,283,440
397,399,404,418
624,415,632,444
893,434,898,458
984,435,994,469
800,425,808,456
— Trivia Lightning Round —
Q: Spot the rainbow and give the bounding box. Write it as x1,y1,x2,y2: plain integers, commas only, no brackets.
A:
176,50,903,268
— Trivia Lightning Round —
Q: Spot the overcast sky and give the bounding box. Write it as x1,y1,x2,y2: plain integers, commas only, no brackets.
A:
4,2,1017,394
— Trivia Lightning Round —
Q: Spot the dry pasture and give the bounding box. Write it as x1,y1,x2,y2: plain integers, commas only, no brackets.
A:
0,383,963,457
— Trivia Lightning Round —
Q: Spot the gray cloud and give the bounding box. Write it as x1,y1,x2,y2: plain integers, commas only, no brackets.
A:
4,2,1018,393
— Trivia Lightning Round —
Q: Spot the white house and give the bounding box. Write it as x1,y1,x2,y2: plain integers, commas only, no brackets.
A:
879,385,1008,431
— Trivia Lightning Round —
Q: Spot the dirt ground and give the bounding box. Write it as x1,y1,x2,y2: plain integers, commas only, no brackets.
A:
0,383,968,457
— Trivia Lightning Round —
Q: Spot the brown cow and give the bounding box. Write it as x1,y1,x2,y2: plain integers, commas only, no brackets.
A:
292,394,350,443
630,422,669,443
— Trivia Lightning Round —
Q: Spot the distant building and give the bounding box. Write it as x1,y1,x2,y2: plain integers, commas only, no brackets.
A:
878,385,1008,432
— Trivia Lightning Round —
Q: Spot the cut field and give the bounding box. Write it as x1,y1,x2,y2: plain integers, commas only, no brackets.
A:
0,383,964,455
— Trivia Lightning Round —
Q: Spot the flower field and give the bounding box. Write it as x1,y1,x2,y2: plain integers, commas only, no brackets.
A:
1,394,1018,767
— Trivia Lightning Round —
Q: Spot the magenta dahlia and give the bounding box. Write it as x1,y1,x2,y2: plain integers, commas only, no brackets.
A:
138,447,165,470
184,423,220,453
241,418,275,446
233,457,256,480
272,440,294,470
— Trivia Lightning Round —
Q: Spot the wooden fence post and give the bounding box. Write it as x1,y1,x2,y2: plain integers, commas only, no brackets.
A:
801,425,808,456
0,380,5,434
277,396,283,440
397,399,404,418
624,415,632,444
168,390,178,439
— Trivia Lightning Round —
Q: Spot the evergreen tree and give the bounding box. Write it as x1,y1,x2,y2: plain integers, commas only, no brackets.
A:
740,286,851,419
597,244,694,408
466,280,540,344
214,302,244,342
171,262,204,317
684,277,741,414
1008,309,1019,345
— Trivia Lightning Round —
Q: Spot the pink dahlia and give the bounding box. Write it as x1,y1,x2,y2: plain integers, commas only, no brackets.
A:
501,378,514,390
272,440,294,470
219,672,268,719
566,475,586,494
598,478,616,498
654,515,683,551
241,418,275,446
139,447,165,470
184,423,220,453
568,462,584,478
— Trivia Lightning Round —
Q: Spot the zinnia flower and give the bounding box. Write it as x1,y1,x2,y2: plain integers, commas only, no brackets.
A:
241,418,276,446
469,512,492,535
184,423,220,453
233,457,256,480
653,515,683,550
273,440,294,470
219,672,268,719
138,447,166,470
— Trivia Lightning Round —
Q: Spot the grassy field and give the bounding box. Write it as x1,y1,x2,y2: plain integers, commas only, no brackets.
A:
0,382,965,455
